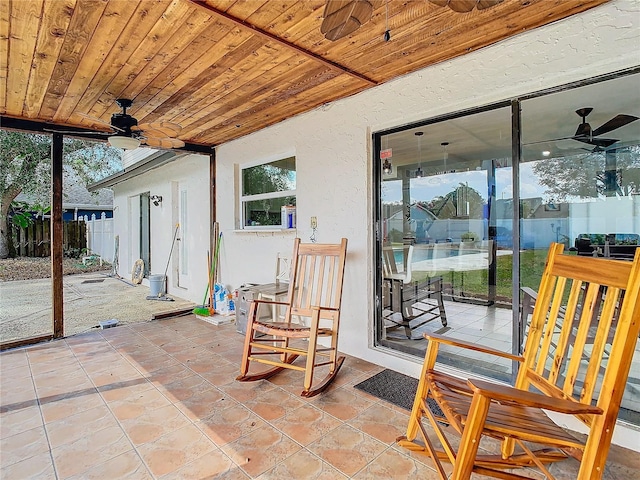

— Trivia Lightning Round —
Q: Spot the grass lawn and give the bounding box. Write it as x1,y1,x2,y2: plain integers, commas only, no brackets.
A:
411,248,555,301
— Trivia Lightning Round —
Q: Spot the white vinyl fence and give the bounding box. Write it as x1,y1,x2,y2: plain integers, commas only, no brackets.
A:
83,213,114,262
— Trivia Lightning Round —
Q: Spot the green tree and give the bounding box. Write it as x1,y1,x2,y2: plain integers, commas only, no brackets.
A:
0,131,122,258
532,147,640,201
426,184,486,219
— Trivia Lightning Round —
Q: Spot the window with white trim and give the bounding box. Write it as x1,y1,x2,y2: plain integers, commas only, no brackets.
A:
240,156,296,229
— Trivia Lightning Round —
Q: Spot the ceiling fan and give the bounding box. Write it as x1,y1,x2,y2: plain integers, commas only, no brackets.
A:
428,0,504,13
320,0,504,41
569,107,638,149
75,98,185,150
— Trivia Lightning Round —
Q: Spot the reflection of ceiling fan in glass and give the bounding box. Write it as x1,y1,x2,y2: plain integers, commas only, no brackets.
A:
525,107,639,152
76,99,185,150
569,107,638,149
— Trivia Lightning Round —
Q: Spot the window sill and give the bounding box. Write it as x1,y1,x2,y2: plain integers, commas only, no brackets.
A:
233,229,298,234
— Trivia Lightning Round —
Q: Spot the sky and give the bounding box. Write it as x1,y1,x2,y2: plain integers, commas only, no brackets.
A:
381,162,547,204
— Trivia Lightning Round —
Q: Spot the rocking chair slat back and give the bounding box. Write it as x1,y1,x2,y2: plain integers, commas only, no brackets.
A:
520,246,638,416
398,242,640,479
288,241,346,321
512,244,640,476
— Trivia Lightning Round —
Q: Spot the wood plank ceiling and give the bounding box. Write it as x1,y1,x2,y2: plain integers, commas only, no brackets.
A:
1,0,609,150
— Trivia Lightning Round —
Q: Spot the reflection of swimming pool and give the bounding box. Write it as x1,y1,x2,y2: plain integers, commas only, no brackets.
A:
393,245,464,263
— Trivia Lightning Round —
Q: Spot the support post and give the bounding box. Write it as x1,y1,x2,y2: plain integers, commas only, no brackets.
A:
51,133,64,338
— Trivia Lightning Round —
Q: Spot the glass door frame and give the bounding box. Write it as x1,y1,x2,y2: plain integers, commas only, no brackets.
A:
372,66,640,382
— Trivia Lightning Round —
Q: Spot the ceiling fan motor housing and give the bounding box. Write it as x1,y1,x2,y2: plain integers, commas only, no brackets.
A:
111,112,138,136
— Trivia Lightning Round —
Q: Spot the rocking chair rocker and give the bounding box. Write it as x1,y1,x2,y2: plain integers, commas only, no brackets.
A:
237,238,348,397
398,243,640,479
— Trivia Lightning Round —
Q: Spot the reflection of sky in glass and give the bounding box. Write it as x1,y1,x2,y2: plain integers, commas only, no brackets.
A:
382,162,549,204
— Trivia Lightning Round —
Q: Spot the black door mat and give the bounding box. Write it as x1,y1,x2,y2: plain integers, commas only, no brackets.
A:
354,369,444,417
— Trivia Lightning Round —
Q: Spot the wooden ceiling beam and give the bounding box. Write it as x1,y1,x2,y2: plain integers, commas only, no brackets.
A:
186,0,377,87
0,116,214,153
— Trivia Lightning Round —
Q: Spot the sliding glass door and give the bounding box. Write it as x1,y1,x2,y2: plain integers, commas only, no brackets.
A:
377,106,515,381
374,70,640,423
519,73,640,424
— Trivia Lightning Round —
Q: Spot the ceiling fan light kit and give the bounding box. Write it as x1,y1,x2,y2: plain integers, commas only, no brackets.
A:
108,135,141,150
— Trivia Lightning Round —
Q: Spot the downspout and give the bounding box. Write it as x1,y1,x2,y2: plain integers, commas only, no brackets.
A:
210,148,216,262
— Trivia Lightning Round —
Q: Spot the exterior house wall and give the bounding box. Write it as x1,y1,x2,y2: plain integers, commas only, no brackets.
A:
216,0,639,368
213,0,639,447
122,147,159,169
112,154,210,304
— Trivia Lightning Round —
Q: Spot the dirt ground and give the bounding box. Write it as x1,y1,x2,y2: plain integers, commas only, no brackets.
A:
0,257,196,343
0,256,112,281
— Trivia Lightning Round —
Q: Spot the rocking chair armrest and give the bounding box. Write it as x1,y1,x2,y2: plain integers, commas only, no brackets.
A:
251,299,290,307
311,305,339,312
423,333,524,362
467,378,603,415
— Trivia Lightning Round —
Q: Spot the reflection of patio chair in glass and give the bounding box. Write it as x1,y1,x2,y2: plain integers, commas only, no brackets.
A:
383,244,447,339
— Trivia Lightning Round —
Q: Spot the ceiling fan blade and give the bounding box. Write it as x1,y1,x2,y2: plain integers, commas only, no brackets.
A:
43,128,110,136
448,0,478,13
522,135,575,146
76,111,127,133
592,114,639,137
144,137,185,149
321,0,372,40
136,122,182,137
573,136,618,148
477,0,503,9
428,0,450,6
166,138,185,149
138,127,171,139
574,122,591,138
76,112,114,130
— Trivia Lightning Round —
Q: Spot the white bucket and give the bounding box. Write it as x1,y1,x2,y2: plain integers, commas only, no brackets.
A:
149,274,166,296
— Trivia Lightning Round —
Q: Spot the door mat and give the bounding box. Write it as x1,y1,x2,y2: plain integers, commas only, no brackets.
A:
354,368,444,417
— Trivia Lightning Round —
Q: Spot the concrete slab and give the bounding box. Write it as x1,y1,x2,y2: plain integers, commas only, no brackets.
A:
0,272,195,343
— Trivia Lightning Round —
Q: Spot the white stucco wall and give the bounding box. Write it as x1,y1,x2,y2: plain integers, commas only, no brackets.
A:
112,154,210,304
213,0,640,447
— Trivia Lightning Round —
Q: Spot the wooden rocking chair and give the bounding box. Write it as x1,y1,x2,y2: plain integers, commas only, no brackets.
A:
398,243,640,479
237,238,348,397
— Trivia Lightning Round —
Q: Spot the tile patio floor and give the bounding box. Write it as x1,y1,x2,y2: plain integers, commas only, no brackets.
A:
1,315,638,479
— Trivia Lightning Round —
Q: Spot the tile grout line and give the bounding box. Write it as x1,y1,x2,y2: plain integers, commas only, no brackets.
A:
24,346,60,480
